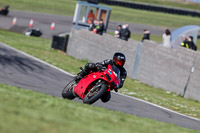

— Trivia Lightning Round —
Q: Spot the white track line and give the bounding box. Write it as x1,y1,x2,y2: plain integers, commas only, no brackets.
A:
1,42,200,122
113,92,200,122
0,42,74,77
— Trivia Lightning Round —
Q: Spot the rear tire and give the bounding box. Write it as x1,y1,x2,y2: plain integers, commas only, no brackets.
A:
62,80,76,100
83,83,108,104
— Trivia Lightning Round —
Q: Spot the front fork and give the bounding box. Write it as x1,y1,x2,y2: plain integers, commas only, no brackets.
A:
89,80,105,93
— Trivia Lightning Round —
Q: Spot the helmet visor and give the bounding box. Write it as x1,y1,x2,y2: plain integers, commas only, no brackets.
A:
114,57,125,66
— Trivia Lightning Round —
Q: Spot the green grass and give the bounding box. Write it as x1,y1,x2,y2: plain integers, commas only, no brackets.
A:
0,0,76,16
123,79,200,118
197,39,200,51
0,0,200,28
109,6,200,28
0,28,200,119
1,83,200,133
0,29,87,75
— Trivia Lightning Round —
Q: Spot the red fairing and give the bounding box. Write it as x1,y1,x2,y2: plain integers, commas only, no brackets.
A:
73,64,120,99
73,72,105,99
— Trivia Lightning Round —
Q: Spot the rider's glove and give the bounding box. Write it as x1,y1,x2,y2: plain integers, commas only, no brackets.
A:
96,63,103,72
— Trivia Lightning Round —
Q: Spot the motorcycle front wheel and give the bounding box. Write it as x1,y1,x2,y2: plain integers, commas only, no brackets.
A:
62,80,76,100
83,82,108,104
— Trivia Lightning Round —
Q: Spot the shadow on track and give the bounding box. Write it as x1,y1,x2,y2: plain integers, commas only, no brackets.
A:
0,47,44,73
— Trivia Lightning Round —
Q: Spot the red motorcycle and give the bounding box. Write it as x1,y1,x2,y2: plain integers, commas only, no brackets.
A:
62,64,120,104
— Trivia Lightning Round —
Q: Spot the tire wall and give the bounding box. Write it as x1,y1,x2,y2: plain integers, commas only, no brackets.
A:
98,0,200,17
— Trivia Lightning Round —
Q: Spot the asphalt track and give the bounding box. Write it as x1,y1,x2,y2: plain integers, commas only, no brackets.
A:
1,10,200,131
0,42,200,131
0,10,166,38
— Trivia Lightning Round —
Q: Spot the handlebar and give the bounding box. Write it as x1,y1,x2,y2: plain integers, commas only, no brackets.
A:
96,64,106,72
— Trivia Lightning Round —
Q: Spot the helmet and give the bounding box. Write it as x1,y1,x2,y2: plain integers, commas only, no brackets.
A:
113,52,126,67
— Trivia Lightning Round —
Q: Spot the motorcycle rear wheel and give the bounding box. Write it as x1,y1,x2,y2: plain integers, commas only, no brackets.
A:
83,83,108,104
62,80,76,100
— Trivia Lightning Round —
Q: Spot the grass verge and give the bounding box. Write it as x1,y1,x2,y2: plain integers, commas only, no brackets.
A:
1,83,199,133
0,0,200,28
0,28,200,119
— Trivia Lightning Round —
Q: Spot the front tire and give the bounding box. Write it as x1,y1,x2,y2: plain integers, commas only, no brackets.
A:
62,80,76,100
83,83,108,104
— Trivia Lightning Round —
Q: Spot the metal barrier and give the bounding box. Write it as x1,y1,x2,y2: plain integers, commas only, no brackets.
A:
99,0,200,17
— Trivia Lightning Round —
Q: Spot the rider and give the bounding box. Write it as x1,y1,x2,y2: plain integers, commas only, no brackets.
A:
75,52,127,103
